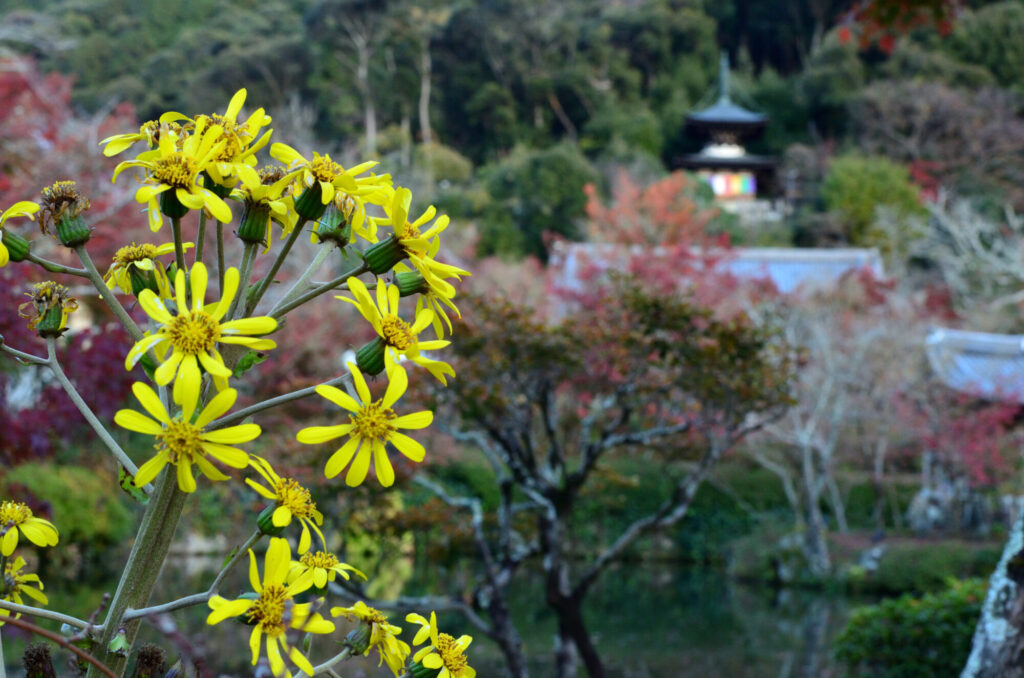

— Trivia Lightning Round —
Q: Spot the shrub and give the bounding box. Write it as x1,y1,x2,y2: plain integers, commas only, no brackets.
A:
834,578,985,678
821,154,924,245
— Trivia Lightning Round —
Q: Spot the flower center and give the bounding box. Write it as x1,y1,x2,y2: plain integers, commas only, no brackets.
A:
199,113,248,161
350,401,397,439
274,478,317,519
300,551,338,569
247,583,288,636
153,155,197,188
436,633,469,672
156,418,203,463
167,310,220,354
309,153,343,183
0,501,31,527
380,315,415,350
399,221,421,240
114,243,159,264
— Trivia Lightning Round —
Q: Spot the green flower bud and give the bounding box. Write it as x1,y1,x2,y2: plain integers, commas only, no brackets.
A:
355,337,387,376
237,202,272,245
343,625,372,655
408,660,442,678
40,181,92,247
128,265,161,297
2,229,31,262
202,171,234,199
312,205,351,246
159,190,189,219
256,505,287,537
394,271,429,297
294,184,328,221
363,235,406,274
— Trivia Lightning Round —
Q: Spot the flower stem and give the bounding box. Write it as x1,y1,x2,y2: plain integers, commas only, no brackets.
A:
170,216,186,274
208,371,353,430
0,625,6,678
227,242,258,321
74,245,144,342
87,471,188,678
0,599,91,630
311,647,352,675
246,218,308,315
194,210,207,266
217,221,226,291
270,262,369,319
273,241,336,312
45,338,148,491
23,250,89,277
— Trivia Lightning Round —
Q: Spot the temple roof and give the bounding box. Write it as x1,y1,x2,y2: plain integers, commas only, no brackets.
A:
926,328,1024,403
548,243,883,296
685,52,768,132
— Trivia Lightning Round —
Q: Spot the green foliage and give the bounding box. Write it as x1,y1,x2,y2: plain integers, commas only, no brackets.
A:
834,578,985,678
582,101,664,157
479,143,597,259
3,463,133,546
821,154,924,245
414,143,474,184
869,542,1000,594
801,33,865,138
948,2,1024,89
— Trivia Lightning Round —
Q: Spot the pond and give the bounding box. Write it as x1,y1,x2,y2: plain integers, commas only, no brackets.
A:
3,557,864,677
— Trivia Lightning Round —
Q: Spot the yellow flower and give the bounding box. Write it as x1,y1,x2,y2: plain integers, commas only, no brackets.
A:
0,501,58,557
17,282,78,337
114,381,257,493
270,143,389,206
100,115,184,157
0,556,48,626
378,187,469,297
394,264,462,339
341,277,455,384
296,363,432,487
125,262,278,407
0,201,40,267
172,88,273,189
105,241,191,297
407,611,476,678
332,601,410,676
231,165,301,248
247,456,326,554
112,117,232,231
207,538,334,678
288,550,366,589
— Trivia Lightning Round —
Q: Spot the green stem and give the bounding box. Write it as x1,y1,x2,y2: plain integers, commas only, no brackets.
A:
246,218,307,315
209,371,353,430
86,471,188,678
46,338,146,488
227,242,257,321
194,210,207,266
273,242,336,312
270,262,368,319
0,625,6,678
170,216,186,274
217,222,226,292
23,251,88,277
74,246,144,342
0,599,90,630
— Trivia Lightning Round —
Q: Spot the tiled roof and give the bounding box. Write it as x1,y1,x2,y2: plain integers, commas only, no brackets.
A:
548,242,884,295
926,328,1024,402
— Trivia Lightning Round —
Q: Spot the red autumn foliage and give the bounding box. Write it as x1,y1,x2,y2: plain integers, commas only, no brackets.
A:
839,0,961,53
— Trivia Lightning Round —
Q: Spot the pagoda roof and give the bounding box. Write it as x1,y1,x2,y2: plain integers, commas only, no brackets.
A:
926,327,1024,402
685,52,768,132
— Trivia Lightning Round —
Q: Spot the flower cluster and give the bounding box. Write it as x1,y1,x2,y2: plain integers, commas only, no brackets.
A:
0,85,474,677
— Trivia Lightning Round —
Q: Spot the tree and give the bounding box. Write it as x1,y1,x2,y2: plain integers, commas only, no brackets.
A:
414,283,794,677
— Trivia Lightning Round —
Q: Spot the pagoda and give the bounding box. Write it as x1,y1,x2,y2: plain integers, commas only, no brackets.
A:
677,52,778,201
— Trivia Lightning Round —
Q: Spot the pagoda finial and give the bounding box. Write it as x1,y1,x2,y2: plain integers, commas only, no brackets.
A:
718,50,731,104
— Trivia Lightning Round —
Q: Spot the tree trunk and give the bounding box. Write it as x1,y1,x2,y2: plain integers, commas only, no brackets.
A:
556,598,605,678
961,505,1024,678
418,42,433,146
487,591,530,678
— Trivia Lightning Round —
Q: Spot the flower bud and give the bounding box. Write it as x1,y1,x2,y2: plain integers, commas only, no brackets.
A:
343,625,371,655
40,181,92,247
18,282,78,338
363,235,406,274
202,171,234,199
293,184,328,222
128,265,162,297
408,660,442,678
312,205,351,246
159,190,189,220
394,271,429,297
237,202,272,245
2,229,31,262
355,337,387,376
256,505,287,537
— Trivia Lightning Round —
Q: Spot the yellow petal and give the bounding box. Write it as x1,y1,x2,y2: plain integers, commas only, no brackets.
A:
314,384,361,412
114,409,164,436
324,437,361,479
